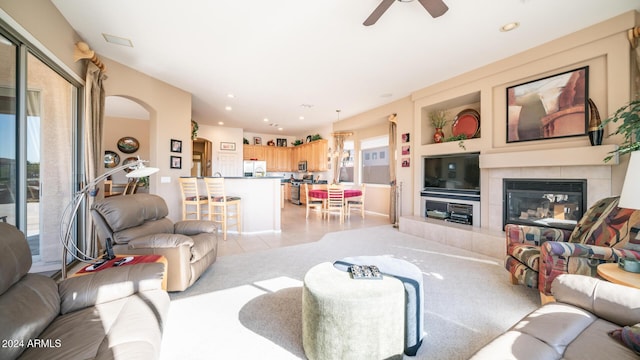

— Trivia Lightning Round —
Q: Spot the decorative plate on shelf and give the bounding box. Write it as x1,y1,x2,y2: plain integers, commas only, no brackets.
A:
306,135,312,143
104,151,120,168
117,136,140,154
122,157,138,172
451,109,480,139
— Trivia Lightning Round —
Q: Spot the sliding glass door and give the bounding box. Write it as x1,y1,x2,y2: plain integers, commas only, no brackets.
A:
0,33,17,228
26,52,76,271
0,28,79,273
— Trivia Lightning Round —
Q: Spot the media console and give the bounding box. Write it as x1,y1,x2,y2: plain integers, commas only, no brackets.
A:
420,189,480,227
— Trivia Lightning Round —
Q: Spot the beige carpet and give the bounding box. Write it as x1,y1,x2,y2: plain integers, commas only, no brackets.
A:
161,225,539,360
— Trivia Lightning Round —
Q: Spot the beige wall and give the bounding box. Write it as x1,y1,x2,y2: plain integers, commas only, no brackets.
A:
101,57,192,221
336,11,638,227
0,2,193,221
103,116,150,186
333,96,414,218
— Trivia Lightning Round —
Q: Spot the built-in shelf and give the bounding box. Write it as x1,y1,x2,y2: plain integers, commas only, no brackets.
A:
420,91,481,146
479,145,619,168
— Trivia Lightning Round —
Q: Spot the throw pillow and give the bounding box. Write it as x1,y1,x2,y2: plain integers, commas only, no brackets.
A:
608,323,640,355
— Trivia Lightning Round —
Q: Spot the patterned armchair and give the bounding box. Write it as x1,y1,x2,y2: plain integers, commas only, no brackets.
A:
505,196,640,299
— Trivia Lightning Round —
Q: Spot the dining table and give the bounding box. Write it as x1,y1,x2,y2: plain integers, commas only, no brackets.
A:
308,189,362,199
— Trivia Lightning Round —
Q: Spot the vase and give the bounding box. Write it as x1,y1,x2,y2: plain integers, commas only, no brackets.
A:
587,98,603,146
433,128,445,143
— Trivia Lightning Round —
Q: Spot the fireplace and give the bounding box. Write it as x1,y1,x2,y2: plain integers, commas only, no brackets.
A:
503,179,586,231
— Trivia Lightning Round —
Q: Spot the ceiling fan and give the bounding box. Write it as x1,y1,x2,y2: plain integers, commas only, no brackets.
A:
363,0,448,26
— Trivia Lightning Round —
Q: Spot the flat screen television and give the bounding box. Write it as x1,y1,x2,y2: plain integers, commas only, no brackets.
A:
423,152,480,193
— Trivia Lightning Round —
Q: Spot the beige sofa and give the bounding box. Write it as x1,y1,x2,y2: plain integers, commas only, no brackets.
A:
0,222,169,360
91,193,218,292
470,274,640,359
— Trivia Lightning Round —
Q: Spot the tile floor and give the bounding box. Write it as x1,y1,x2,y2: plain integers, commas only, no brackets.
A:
216,201,391,257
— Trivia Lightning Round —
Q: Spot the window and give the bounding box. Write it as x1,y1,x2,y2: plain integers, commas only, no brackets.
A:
361,136,390,185
339,140,354,183
0,26,80,273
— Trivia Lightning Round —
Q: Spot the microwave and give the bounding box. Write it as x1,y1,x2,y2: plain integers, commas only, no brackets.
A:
298,160,307,172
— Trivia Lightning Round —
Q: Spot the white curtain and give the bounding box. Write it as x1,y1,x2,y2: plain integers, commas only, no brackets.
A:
388,114,397,225
82,62,107,258
332,135,345,184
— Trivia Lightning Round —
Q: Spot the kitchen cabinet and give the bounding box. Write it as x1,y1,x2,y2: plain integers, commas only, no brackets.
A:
243,145,266,161
244,140,326,172
309,140,328,171
259,146,292,171
290,139,328,172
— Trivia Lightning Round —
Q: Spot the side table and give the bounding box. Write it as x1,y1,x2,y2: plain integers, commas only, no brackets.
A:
597,262,640,289
71,254,168,290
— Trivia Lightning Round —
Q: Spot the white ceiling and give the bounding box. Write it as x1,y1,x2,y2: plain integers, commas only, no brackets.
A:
52,0,640,135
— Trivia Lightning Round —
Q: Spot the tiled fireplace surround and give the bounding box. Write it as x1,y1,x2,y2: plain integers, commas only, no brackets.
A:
399,145,618,260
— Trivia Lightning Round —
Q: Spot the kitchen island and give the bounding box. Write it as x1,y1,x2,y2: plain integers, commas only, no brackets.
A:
194,177,282,233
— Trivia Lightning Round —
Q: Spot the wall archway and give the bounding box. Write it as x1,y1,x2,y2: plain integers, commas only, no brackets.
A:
103,95,153,191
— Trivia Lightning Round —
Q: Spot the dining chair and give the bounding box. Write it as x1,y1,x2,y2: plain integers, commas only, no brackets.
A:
305,183,323,219
122,178,139,195
325,184,345,223
104,180,114,196
204,177,241,240
178,177,209,220
347,184,366,219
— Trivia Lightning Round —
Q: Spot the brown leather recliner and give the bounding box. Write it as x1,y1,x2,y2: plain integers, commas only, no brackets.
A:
91,193,218,292
0,222,169,360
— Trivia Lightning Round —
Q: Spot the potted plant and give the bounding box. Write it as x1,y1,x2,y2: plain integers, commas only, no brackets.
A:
429,110,449,143
600,99,640,162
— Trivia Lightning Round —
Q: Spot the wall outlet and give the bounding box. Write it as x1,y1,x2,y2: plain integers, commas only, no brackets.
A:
161,176,171,183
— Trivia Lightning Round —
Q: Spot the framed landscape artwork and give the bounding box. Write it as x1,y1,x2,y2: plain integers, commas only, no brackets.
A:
506,66,588,143
220,142,236,151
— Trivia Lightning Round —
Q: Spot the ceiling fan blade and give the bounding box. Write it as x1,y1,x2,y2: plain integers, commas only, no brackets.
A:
417,0,448,18
363,0,395,26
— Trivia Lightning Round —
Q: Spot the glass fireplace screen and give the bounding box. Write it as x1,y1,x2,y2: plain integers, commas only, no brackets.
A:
503,179,586,231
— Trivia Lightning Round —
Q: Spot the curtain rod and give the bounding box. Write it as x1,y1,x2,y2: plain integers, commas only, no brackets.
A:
74,41,106,72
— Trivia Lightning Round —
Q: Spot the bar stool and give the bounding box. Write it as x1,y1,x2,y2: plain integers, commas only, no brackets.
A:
178,177,209,220
204,177,241,240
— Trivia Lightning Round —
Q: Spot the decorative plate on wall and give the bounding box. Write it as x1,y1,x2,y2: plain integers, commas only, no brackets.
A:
117,136,140,154
452,109,480,139
122,156,138,172
104,151,120,168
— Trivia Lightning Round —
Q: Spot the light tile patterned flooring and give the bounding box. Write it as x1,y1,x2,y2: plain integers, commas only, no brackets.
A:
216,201,390,257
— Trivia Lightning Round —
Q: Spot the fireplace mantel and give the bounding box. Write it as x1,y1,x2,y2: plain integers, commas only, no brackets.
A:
479,145,619,169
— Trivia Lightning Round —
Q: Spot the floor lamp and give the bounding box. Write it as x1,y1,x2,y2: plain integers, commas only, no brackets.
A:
60,157,159,278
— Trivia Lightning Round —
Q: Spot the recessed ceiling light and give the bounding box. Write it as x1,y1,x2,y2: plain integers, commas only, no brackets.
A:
500,22,520,32
227,93,235,98
225,106,232,111
263,118,269,122
278,127,283,131
218,121,224,125
299,116,305,120
102,33,133,47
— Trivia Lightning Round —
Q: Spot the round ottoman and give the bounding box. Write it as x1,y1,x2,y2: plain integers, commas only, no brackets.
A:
302,262,405,360
334,256,425,356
